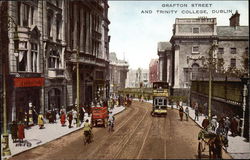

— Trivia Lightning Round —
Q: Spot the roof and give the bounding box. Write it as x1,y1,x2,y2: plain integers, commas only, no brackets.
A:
157,42,172,52
217,26,249,38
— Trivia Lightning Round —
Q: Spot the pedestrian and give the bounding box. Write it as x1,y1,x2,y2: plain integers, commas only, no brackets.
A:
230,116,239,136
32,106,38,125
17,121,25,143
10,121,18,143
179,106,184,121
194,103,199,121
224,117,231,136
72,109,78,125
185,106,189,121
202,116,210,130
38,113,45,129
52,108,56,123
235,115,240,135
67,111,73,128
211,116,218,131
60,111,66,127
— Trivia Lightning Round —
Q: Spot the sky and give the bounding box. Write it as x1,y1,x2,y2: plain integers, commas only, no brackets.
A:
108,0,249,69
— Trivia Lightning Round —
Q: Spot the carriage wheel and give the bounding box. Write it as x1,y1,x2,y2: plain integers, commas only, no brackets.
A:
198,142,202,159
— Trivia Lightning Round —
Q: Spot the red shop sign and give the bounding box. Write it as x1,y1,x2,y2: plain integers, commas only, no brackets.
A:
14,77,45,87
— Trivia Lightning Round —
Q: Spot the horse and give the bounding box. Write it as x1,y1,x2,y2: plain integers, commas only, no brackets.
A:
208,134,228,159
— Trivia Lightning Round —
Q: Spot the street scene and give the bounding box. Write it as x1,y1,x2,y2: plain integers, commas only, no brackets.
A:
0,0,249,159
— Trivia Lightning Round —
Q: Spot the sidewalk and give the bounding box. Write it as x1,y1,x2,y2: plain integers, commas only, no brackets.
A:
2,105,125,159
144,99,250,159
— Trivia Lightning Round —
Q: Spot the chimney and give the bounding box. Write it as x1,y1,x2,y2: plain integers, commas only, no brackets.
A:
229,10,240,27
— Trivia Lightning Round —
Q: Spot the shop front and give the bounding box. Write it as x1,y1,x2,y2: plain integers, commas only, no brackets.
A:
13,77,44,126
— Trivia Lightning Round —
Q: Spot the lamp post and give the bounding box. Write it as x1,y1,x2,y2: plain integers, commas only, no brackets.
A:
208,43,218,120
76,48,80,127
2,16,19,157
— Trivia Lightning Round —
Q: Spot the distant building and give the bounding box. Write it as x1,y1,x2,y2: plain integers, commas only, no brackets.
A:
149,59,159,85
126,68,149,88
109,52,129,96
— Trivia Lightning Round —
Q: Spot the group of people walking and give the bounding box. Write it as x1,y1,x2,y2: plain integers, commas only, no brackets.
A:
178,105,189,121
178,101,241,138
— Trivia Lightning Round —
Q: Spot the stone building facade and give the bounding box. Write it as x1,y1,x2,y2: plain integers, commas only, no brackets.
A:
65,0,110,106
170,11,248,97
109,52,129,96
2,0,110,123
157,42,173,85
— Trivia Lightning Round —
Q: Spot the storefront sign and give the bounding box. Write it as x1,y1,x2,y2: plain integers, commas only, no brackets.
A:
14,77,45,87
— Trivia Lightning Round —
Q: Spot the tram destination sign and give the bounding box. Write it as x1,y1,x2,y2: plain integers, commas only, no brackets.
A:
14,77,45,88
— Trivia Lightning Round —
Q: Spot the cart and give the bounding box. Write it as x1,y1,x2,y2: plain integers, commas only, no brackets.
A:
91,106,108,127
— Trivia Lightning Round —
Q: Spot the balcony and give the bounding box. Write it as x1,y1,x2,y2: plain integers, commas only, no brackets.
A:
48,68,65,78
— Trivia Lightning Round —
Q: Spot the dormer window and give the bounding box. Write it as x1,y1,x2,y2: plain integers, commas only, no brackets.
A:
192,27,200,34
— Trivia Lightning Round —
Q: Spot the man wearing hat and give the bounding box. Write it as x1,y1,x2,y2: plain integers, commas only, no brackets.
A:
211,115,218,131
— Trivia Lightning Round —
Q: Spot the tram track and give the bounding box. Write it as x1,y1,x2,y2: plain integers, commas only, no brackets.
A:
83,101,147,159
113,102,150,159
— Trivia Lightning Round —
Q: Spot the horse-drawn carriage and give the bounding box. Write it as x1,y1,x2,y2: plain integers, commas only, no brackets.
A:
198,129,228,159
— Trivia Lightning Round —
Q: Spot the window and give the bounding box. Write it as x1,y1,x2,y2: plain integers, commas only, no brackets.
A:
31,43,38,72
230,48,236,54
192,46,199,53
218,48,224,54
230,58,236,68
23,4,29,27
31,7,34,25
192,27,200,34
47,15,52,38
191,63,199,80
19,51,27,71
56,19,60,39
48,51,60,69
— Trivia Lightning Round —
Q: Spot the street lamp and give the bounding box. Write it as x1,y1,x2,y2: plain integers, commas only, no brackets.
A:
2,16,19,157
208,43,218,120
76,47,80,127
